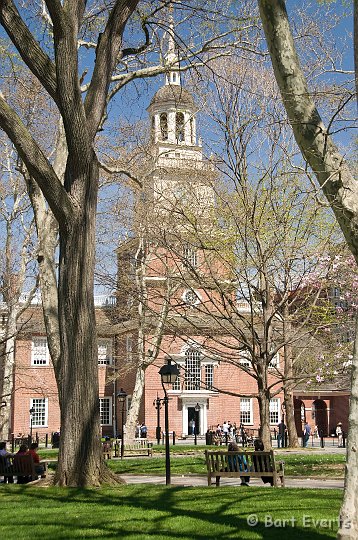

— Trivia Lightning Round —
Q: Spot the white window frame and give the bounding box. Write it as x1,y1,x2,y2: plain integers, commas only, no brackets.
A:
183,245,198,269
99,397,112,426
268,352,279,369
240,398,253,425
269,398,280,425
172,365,181,391
239,349,252,368
185,348,201,390
183,289,201,307
205,364,214,390
31,337,50,366
126,335,133,362
98,338,113,365
30,398,48,427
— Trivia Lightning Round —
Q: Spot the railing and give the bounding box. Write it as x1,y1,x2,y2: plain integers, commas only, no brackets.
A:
237,300,262,314
3,293,117,307
157,156,215,172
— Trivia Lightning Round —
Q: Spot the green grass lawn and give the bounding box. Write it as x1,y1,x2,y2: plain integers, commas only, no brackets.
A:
0,484,342,539
39,447,346,477
105,453,345,478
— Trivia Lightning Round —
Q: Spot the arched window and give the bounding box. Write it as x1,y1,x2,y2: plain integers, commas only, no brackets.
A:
176,112,185,142
185,348,201,390
151,116,155,141
160,113,168,140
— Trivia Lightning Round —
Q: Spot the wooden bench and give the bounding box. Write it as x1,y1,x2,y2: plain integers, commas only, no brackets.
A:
205,450,285,487
117,439,153,457
0,454,46,483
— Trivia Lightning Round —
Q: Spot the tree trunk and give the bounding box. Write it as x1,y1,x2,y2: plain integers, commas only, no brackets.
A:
284,387,298,448
55,157,103,487
125,363,145,439
0,312,16,440
283,309,299,447
257,363,272,449
258,0,358,262
337,315,358,539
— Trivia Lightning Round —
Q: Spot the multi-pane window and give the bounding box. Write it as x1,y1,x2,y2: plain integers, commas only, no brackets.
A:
99,397,112,426
98,339,112,365
268,352,279,369
240,398,252,424
126,335,133,362
30,398,47,427
205,364,214,389
269,398,280,424
239,350,252,368
172,366,181,391
31,337,49,366
185,349,201,390
183,245,198,268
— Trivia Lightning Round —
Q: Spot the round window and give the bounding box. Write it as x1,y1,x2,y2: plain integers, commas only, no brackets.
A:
184,290,199,306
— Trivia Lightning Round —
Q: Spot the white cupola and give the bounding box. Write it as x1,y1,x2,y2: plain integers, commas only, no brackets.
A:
147,24,200,156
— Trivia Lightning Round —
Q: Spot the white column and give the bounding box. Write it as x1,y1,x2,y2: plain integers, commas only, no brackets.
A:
168,111,176,143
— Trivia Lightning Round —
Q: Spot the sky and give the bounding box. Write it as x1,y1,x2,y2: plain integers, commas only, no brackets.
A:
0,1,356,295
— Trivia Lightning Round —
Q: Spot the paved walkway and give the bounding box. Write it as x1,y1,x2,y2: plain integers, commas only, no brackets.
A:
121,474,344,489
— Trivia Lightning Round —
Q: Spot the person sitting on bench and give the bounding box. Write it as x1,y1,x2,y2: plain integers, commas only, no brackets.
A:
28,443,45,477
0,441,14,484
253,438,273,486
227,441,250,486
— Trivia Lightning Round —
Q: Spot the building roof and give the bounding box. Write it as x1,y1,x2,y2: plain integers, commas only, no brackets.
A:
148,84,196,109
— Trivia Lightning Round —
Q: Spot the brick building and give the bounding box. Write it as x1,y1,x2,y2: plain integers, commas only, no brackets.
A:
0,42,349,442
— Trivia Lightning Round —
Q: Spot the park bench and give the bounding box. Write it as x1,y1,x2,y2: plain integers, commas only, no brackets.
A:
205,449,285,487
0,454,46,484
117,439,153,457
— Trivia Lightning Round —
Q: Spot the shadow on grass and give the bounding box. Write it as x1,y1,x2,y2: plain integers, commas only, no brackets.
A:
0,484,341,539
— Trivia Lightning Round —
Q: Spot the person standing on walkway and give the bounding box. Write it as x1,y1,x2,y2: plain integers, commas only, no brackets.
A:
277,419,286,448
336,422,343,447
303,422,311,447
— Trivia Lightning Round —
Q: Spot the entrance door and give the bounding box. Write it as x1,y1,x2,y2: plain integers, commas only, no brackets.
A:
187,407,200,435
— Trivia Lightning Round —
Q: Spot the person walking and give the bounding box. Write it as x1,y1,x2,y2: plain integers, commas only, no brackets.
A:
303,422,311,447
277,419,286,448
140,423,148,438
189,419,195,435
336,422,343,447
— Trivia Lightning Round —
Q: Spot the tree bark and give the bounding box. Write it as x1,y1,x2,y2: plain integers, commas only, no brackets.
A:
337,315,358,539
256,361,272,449
54,156,102,487
283,306,299,447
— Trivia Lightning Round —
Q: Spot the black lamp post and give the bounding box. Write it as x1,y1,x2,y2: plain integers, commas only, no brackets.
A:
159,356,179,485
194,403,200,445
117,388,127,459
29,407,35,440
153,394,162,445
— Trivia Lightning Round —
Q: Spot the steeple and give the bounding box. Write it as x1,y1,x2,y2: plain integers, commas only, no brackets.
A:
165,15,181,86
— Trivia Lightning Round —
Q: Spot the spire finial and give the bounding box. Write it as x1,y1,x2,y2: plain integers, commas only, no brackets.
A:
164,5,181,86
